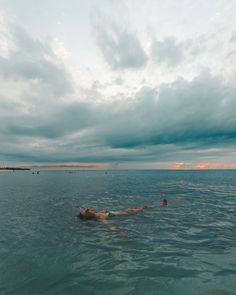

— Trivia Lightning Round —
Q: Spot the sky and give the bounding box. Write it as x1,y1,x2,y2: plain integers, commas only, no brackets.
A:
0,0,236,169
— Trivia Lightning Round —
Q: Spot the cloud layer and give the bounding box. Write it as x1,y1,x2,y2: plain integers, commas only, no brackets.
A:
151,37,184,66
92,13,147,69
0,4,236,168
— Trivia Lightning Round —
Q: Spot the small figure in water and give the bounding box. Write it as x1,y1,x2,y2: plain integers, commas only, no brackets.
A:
161,199,168,206
79,199,168,220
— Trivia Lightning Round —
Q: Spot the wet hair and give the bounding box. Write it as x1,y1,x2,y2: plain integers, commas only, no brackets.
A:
79,208,97,219
162,199,168,205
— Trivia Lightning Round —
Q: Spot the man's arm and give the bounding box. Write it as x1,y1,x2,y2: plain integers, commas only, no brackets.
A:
127,204,153,212
110,204,154,215
99,219,127,237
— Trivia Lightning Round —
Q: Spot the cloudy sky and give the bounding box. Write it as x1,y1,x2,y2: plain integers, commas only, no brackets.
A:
0,0,236,169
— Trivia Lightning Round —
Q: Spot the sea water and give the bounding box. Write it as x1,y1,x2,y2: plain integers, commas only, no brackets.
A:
0,170,235,295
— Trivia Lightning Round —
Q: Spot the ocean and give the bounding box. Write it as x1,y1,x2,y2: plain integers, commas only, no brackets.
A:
0,170,235,295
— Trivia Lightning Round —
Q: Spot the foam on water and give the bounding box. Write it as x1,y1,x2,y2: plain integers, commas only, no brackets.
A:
0,170,236,295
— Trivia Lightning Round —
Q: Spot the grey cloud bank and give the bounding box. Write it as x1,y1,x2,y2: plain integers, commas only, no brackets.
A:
0,1,236,168
97,72,236,148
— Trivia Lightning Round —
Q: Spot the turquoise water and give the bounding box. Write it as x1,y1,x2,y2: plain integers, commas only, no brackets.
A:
0,170,236,295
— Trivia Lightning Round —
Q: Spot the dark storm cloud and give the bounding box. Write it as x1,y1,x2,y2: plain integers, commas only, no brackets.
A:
96,71,236,150
92,14,147,69
1,101,97,142
1,69,236,163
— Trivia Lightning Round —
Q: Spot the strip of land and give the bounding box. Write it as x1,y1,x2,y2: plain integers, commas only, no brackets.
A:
0,167,30,171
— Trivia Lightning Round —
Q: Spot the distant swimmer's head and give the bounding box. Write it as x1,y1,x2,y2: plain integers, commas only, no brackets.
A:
162,199,168,206
79,208,97,219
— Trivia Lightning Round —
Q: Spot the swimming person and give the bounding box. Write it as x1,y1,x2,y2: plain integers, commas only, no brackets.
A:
78,199,168,219
161,199,168,206
78,200,167,236
79,205,150,219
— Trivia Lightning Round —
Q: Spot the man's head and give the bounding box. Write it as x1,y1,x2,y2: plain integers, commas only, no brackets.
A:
162,199,168,206
79,208,97,219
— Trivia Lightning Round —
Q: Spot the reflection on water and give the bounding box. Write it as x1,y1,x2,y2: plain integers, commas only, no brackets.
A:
0,170,236,295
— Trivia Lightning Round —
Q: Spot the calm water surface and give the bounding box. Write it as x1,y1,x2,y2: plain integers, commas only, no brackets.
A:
0,170,236,295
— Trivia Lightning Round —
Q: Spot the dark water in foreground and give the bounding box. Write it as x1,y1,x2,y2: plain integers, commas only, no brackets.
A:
0,170,236,295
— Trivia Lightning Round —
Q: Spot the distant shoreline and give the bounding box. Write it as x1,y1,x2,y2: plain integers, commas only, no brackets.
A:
0,167,30,171
0,167,236,172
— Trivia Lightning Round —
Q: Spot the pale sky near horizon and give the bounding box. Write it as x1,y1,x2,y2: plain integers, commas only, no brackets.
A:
0,0,236,169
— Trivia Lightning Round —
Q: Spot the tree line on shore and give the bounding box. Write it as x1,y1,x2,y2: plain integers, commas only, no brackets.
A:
0,167,30,171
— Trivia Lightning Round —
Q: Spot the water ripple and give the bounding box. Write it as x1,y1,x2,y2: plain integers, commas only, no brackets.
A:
0,170,236,295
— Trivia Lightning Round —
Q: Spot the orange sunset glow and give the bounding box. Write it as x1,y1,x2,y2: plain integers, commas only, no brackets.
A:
170,162,236,170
